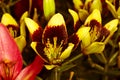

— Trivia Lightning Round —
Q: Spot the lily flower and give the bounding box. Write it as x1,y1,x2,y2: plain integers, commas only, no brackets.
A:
105,0,120,19
0,23,44,80
1,12,28,52
25,13,90,70
80,9,119,55
72,0,102,23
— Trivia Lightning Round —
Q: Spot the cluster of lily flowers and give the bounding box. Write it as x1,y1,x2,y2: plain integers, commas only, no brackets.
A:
0,0,120,79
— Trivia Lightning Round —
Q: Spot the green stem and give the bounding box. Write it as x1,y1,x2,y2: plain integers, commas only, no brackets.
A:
110,25,120,58
62,53,83,66
103,64,109,80
88,56,104,71
51,67,61,80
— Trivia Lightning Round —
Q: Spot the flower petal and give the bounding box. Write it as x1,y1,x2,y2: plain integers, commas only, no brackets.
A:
14,36,26,52
81,30,91,48
76,26,90,40
1,13,18,27
25,18,43,42
104,19,118,34
78,9,89,22
68,9,81,32
42,13,68,44
0,23,22,79
103,19,119,44
90,0,102,13
31,42,48,63
15,56,44,80
83,42,105,55
44,65,56,70
105,0,118,18
73,0,83,11
84,9,101,25
60,43,74,60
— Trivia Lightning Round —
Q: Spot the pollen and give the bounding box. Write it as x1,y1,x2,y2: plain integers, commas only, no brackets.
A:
44,37,64,64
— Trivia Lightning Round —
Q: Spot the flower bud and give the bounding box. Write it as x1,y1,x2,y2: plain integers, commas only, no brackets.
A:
43,0,55,20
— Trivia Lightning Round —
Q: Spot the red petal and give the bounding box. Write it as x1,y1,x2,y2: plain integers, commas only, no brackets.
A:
0,23,22,79
15,56,44,80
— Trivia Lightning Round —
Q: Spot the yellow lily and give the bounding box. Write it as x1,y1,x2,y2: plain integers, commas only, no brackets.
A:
81,9,119,55
25,13,90,70
1,12,28,52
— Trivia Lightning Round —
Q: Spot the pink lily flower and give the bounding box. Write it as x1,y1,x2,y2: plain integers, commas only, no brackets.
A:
0,23,44,80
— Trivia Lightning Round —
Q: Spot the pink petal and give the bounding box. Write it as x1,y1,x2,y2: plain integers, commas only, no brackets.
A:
0,23,22,79
15,56,44,80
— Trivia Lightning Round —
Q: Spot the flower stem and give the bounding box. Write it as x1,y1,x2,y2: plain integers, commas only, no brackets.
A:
103,64,109,80
62,53,83,66
52,67,61,80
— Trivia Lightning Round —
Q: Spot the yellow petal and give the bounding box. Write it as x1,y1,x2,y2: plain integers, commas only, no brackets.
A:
76,26,90,40
84,42,105,55
84,0,92,10
78,9,89,22
105,0,118,18
31,42,48,63
20,11,28,23
60,43,74,59
47,13,66,27
20,11,28,38
44,65,56,70
1,13,18,27
104,19,118,33
68,9,79,27
84,9,101,25
81,29,91,48
103,19,119,44
73,0,83,10
90,0,102,13
14,35,26,52
25,18,39,34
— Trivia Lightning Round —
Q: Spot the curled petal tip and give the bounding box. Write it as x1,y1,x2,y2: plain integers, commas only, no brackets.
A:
68,9,79,27
25,18,40,34
20,11,29,23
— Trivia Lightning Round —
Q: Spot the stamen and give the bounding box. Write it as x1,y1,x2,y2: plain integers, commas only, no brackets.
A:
44,37,65,64
53,37,57,49
0,61,15,80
